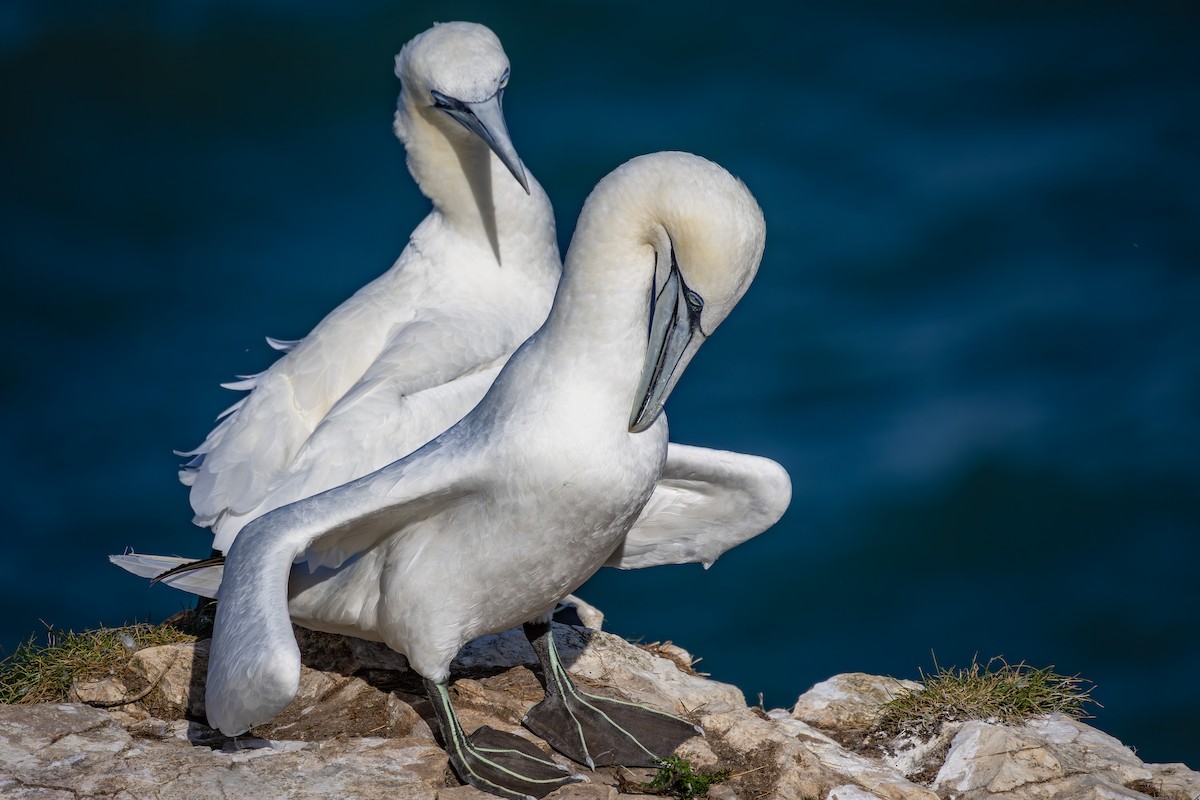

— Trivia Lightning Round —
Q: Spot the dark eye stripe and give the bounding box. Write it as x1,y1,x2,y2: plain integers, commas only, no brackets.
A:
430,90,464,111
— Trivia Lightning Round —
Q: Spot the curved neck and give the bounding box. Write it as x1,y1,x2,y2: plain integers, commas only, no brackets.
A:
490,203,655,429
395,92,553,265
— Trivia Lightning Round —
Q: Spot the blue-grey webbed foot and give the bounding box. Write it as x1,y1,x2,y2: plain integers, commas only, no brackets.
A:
424,677,582,799
521,621,702,769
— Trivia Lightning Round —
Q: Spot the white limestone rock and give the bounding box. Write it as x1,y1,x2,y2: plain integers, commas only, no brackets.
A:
792,672,923,732
931,716,1169,800
7,622,1198,800
829,785,888,800
0,703,448,800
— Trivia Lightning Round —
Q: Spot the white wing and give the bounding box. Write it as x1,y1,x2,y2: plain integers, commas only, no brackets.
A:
181,205,554,554
205,447,474,736
180,263,424,535
204,307,515,552
111,441,791,594
107,553,222,598
607,443,791,570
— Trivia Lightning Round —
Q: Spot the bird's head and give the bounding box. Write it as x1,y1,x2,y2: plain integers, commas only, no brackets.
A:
394,22,529,193
574,151,766,432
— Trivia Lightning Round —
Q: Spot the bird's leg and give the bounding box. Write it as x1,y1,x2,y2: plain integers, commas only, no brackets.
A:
422,677,580,799
521,621,701,769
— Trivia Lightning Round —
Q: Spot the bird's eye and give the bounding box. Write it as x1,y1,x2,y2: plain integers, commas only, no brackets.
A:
430,90,454,109
685,289,704,312
498,69,510,90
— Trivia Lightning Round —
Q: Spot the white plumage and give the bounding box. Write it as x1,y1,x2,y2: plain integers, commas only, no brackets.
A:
116,440,790,597
178,22,560,553
205,152,775,738
112,23,788,591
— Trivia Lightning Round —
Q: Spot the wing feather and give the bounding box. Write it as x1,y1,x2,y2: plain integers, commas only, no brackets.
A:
607,444,791,570
205,447,473,735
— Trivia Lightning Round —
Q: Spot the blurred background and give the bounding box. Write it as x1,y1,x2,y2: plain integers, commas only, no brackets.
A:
2,0,1197,766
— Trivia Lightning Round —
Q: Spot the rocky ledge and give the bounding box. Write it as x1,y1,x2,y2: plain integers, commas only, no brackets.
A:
1,615,1196,800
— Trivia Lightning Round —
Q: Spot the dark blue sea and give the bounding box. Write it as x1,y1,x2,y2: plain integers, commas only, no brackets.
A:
2,0,1197,767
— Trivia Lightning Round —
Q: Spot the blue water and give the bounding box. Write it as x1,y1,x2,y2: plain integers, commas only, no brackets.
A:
2,1,1197,766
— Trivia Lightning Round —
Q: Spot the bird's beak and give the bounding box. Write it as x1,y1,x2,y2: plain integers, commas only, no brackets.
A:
629,260,706,433
433,89,530,194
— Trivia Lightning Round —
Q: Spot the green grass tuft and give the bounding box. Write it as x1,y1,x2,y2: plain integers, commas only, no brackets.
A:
876,655,1100,739
0,622,197,705
642,755,731,799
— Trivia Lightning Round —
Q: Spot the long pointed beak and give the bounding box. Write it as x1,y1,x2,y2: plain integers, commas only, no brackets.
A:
433,89,530,194
629,262,707,433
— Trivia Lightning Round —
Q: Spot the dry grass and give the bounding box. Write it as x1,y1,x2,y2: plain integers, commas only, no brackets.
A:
0,622,197,705
637,640,708,676
876,656,1099,739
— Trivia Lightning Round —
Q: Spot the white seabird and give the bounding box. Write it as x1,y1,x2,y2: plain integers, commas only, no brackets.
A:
178,22,561,554
112,22,789,593
206,152,773,799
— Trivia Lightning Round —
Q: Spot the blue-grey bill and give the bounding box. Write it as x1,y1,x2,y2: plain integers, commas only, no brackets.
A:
629,266,706,433
438,90,530,194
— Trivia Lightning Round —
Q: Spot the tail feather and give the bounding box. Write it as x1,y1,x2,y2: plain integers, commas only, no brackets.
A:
109,552,225,599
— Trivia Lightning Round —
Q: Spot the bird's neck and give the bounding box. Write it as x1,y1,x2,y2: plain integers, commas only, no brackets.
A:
491,217,655,431
395,98,554,266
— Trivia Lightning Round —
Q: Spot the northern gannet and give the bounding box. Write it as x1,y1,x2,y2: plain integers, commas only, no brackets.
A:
178,22,560,554
112,23,789,593
205,152,772,798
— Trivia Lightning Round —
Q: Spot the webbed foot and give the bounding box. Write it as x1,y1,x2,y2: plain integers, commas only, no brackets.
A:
425,678,582,799
522,621,701,769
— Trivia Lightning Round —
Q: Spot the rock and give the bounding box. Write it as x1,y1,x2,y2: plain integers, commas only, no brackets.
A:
5,621,1197,800
127,636,209,718
562,626,745,715
931,716,1169,800
829,785,889,800
792,673,922,734
70,675,141,708
1142,763,1200,800
559,594,605,630
295,625,411,674
0,702,449,799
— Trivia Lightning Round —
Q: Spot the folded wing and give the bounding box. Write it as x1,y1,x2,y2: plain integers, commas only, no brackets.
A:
606,443,791,570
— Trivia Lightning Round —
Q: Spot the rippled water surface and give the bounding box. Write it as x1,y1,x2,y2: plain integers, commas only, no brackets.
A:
2,1,1197,765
